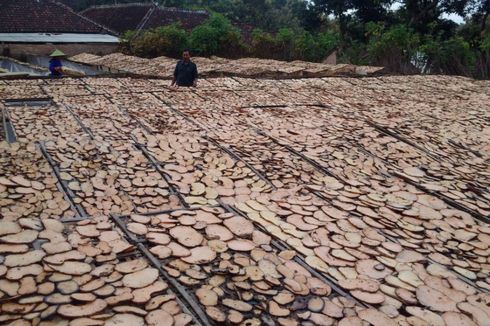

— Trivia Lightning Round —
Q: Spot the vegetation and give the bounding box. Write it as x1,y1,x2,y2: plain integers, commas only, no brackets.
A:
110,0,489,78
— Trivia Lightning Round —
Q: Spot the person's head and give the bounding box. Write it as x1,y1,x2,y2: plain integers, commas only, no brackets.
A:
50,49,66,60
182,50,191,62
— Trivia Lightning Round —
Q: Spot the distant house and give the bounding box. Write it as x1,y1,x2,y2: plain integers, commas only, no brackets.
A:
0,0,120,57
81,3,209,35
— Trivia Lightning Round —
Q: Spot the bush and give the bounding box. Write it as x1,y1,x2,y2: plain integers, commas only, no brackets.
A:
190,25,220,56
366,23,420,73
190,13,244,57
420,36,476,76
129,24,188,58
251,28,340,62
124,12,340,64
251,29,278,58
275,28,296,60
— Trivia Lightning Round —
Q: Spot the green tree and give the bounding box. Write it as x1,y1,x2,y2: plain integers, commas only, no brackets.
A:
190,13,244,57
420,35,476,75
190,25,220,55
251,29,279,58
129,24,188,58
366,23,420,72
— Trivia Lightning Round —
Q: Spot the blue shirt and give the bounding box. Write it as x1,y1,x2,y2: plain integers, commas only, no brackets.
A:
49,58,62,76
174,60,198,86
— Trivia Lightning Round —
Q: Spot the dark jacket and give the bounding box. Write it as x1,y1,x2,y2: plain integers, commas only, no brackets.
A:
174,60,198,86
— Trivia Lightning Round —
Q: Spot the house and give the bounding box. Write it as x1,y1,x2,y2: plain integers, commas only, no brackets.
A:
0,0,120,58
81,3,210,35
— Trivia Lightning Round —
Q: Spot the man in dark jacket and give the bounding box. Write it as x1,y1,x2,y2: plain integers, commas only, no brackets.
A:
171,50,198,87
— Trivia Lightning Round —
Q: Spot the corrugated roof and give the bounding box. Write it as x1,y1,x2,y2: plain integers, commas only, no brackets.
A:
0,0,116,34
0,33,120,43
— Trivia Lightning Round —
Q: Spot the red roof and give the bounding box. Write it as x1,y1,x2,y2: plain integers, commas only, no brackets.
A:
81,3,209,34
0,0,114,34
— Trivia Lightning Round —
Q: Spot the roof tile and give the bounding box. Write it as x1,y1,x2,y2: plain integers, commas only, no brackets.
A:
0,0,114,34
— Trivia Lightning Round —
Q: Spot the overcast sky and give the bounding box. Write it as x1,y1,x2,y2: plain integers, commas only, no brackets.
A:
390,1,465,24
317,1,465,25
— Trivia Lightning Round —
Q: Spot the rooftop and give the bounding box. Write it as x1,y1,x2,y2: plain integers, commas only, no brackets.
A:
0,33,120,44
69,52,385,78
0,73,489,325
81,3,209,34
0,0,115,34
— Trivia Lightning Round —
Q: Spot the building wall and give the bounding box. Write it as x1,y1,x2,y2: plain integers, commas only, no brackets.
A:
1,43,118,58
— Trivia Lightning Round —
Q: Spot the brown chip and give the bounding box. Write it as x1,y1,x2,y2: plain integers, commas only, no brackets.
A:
145,309,174,326
222,299,253,312
351,290,385,304
4,250,45,267
416,285,458,312
358,308,397,326
105,313,145,326
122,267,159,288
442,312,478,326
48,261,91,275
223,216,254,237
196,288,218,306
206,306,226,322
205,224,234,241
181,246,216,264
1,230,38,244
115,258,148,274
58,299,107,318
355,260,392,279
170,226,204,247
338,278,379,293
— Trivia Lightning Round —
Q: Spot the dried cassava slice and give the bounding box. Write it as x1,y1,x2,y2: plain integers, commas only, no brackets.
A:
147,232,171,245
223,216,254,237
58,299,107,318
358,309,397,326
4,250,45,267
269,301,290,317
0,221,21,236
338,278,379,293
405,306,445,326
115,258,148,274
196,288,218,306
416,285,458,312
48,261,91,275
150,245,172,259
206,306,226,322
356,260,392,279
182,246,216,264
205,224,234,241
146,309,175,326
1,230,38,244
105,313,145,326
222,299,253,312
351,290,385,304
122,268,159,288
170,226,203,247
227,239,256,251
442,312,478,326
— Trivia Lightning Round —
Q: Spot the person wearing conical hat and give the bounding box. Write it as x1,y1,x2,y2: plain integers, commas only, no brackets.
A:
49,49,65,77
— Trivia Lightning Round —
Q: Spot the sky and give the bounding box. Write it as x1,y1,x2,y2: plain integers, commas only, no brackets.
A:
390,1,465,24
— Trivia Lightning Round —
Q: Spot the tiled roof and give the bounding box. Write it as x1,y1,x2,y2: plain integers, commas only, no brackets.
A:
81,3,209,34
144,7,209,31
0,0,114,34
